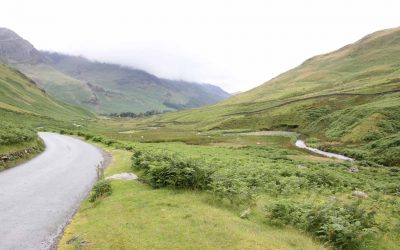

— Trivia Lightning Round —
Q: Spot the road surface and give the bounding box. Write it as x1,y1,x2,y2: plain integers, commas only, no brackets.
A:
0,132,105,250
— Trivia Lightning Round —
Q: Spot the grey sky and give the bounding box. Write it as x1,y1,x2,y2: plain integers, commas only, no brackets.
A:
1,0,399,92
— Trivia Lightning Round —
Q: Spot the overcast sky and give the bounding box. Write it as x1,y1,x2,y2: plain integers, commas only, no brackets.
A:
1,0,399,92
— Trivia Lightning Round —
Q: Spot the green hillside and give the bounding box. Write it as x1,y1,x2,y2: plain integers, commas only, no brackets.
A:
137,27,400,167
0,25,395,249
0,63,94,169
65,28,400,248
226,27,400,105
16,63,93,106
39,52,229,113
0,64,93,119
1,24,399,249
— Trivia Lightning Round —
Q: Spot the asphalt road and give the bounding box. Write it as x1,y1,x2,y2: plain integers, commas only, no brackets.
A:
0,132,104,250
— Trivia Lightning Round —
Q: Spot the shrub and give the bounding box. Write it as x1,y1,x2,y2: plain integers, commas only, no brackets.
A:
0,122,36,145
381,183,400,196
209,175,259,206
266,200,378,249
76,131,85,137
89,180,112,202
91,136,104,142
112,142,125,149
84,134,94,140
132,149,213,189
305,170,340,187
103,139,117,146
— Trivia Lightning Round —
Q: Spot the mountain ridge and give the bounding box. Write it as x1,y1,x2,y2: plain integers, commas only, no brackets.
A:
0,27,230,113
144,27,400,166
0,27,45,64
224,26,400,105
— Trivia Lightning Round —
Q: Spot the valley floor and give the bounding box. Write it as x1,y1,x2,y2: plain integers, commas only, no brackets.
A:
58,146,325,250
58,130,400,250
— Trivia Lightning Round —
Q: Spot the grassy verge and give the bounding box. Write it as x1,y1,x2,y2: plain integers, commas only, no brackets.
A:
0,138,45,171
58,145,325,250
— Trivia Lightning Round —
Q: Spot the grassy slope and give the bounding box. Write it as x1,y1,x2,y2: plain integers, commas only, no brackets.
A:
16,63,93,107
151,27,400,125
59,145,325,250
139,27,400,166
226,27,400,104
0,64,93,120
0,63,94,167
0,137,44,171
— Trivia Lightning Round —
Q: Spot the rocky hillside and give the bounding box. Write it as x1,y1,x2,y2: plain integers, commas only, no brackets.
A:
0,28,44,64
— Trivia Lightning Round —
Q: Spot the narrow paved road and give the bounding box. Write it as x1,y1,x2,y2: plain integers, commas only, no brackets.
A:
0,132,104,250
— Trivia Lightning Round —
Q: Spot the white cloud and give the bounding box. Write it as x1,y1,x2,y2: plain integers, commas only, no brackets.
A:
1,0,399,92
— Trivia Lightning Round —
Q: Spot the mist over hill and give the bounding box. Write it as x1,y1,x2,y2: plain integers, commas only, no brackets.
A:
148,27,400,167
0,27,230,114
1,20,400,250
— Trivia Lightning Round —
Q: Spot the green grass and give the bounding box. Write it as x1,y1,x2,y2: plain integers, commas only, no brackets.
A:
16,63,93,106
0,138,44,170
3,27,400,249
57,131,400,249
58,146,325,250
0,63,95,169
0,64,94,120
127,27,400,167
54,27,400,249
0,139,39,155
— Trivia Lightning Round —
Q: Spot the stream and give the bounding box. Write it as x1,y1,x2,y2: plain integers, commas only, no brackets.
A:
295,140,354,161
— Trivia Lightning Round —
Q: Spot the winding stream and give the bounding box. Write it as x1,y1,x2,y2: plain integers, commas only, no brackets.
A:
235,130,354,161
295,140,354,161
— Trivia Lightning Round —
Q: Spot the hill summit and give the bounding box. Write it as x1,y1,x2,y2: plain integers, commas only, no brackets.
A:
0,27,44,64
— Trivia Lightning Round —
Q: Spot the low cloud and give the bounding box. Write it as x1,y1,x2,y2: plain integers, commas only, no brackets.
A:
1,0,399,92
